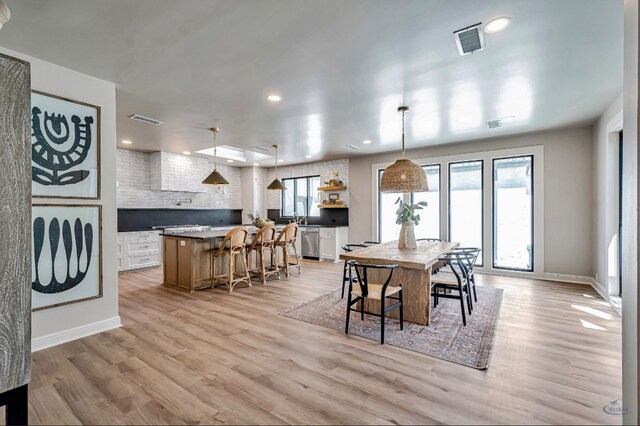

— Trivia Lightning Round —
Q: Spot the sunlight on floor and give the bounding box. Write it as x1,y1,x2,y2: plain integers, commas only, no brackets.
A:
580,319,608,332
571,304,613,320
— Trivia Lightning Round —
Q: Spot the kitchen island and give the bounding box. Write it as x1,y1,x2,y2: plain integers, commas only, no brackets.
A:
340,240,458,325
162,225,298,292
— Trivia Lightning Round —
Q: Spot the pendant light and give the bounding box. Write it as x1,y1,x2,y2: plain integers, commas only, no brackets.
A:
202,128,230,185
267,144,287,190
379,106,428,193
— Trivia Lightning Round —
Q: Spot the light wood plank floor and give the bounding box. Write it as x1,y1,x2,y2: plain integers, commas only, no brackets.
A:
11,260,623,424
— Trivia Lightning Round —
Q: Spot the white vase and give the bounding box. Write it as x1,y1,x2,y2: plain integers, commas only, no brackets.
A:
398,220,417,250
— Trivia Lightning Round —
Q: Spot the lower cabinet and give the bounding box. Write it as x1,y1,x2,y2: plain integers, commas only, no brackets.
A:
118,231,163,271
319,227,348,262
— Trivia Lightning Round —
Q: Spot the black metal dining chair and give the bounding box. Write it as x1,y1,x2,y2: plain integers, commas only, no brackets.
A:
361,241,380,246
341,244,366,298
431,252,475,326
439,247,480,306
345,261,403,344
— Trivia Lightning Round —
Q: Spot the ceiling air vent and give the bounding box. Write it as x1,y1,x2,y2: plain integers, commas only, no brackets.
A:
128,114,163,126
487,119,501,129
251,145,270,153
454,23,485,56
344,144,361,151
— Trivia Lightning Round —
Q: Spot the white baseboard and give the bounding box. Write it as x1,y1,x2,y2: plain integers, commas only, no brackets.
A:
476,268,593,285
588,278,622,315
32,316,122,352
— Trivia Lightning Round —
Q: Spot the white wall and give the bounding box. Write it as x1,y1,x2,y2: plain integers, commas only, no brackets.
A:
622,0,639,422
0,46,120,349
349,126,595,278
117,149,242,209
592,93,623,303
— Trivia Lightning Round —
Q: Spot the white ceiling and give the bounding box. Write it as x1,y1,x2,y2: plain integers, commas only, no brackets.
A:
0,0,623,165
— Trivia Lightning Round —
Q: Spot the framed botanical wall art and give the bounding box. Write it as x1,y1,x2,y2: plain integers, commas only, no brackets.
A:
31,91,101,199
31,205,102,311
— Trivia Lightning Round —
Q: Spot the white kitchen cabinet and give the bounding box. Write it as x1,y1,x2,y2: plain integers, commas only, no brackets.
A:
118,230,163,271
319,227,348,262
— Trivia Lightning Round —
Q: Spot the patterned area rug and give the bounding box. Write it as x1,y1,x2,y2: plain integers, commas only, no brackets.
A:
281,286,503,369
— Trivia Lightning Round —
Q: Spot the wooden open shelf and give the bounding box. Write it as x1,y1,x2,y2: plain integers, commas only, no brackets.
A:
319,204,348,209
318,186,347,191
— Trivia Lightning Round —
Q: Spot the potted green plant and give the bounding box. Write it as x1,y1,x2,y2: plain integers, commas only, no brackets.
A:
395,198,428,249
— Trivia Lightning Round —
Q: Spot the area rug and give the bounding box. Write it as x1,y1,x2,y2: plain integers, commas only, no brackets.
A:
280,286,503,369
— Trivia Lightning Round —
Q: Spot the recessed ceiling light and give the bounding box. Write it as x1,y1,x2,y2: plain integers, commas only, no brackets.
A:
122,140,132,145
253,163,259,166
278,159,284,163
227,159,234,163
484,16,511,33
267,94,282,102
183,151,191,155
305,155,312,159
362,139,372,145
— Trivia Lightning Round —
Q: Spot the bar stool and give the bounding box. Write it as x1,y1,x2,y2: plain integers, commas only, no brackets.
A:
275,223,301,277
246,225,280,285
341,244,366,298
211,226,252,293
345,261,403,344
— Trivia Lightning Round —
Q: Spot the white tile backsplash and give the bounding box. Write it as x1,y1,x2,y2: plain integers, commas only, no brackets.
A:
117,149,242,209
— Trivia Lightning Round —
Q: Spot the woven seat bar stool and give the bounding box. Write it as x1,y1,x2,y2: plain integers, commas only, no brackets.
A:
275,222,301,277
210,226,252,293
246,225,280,285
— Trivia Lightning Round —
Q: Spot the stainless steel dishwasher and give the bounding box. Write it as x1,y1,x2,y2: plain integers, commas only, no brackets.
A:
300,227,319,258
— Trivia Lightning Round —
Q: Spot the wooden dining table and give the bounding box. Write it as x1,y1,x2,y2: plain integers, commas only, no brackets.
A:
339,240,459,325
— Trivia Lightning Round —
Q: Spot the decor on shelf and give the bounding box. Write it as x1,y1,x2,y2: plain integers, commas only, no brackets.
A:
31,91,101,199
328,193,339,204
0,0,10,31
328,170,343,187
267,144,287,190
395,197,428,250
202,127,229,185
247,211,274,228
379,106,428,193
31,205,102,310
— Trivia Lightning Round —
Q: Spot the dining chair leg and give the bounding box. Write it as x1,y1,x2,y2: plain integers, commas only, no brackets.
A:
472,275,478,302
466,281,473,312
345,293,352,334
380,296,385,345
399,288,404,331
458,282,467,326
341,261,348,299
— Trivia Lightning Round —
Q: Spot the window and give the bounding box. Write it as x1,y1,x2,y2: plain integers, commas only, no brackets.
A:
449,160,483,266
493,156,533,271
412,164,441,240
281,175,320,217
378,169,402,242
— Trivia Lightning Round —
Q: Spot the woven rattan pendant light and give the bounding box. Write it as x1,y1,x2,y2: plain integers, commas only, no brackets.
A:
379,106,428,193
202,128,230,185
267,144,287,190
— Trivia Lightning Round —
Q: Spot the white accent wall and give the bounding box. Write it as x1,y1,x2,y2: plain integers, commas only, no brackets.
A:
117,149,242,209
266,159,350,210
0,46,121,350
